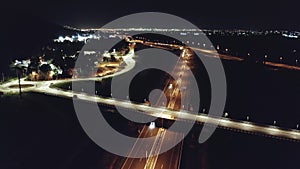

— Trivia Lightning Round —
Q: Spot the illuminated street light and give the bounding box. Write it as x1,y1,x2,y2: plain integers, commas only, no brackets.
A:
273,120,276,125
168,83,173,89
149,122,155,129
246,116,249,121
224,112,229,118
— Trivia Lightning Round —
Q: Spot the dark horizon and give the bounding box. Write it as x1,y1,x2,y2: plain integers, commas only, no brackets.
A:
1,0,300,30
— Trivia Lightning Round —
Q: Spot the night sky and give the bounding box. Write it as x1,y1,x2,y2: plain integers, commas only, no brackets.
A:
1,0,300,30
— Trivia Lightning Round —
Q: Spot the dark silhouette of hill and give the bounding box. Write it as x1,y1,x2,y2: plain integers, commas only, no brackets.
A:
0,13,79,76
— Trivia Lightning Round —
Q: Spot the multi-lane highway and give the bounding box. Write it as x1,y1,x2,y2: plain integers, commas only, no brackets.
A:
127,37,300,71
119,126,183,169
121,47,191,169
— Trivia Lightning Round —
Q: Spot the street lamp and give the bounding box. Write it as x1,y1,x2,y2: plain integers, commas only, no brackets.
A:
262,55,268,65
168,83,173,90
224,112,229,118
149,122,155,129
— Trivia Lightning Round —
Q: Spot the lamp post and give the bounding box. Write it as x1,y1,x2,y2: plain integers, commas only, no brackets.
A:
1,72,4,82
15,68,22,98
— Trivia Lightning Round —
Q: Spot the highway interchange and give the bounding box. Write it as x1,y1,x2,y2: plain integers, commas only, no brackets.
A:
1,36,300,169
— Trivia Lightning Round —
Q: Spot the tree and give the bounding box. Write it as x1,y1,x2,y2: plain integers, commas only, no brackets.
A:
39,64,51,73
39,64,52,80
28,57,40,73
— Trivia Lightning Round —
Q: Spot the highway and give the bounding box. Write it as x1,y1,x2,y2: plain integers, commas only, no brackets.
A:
120,127,161,169
127,37,300,71
4,79,299,142
118,126,183,169
121,48,190,169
